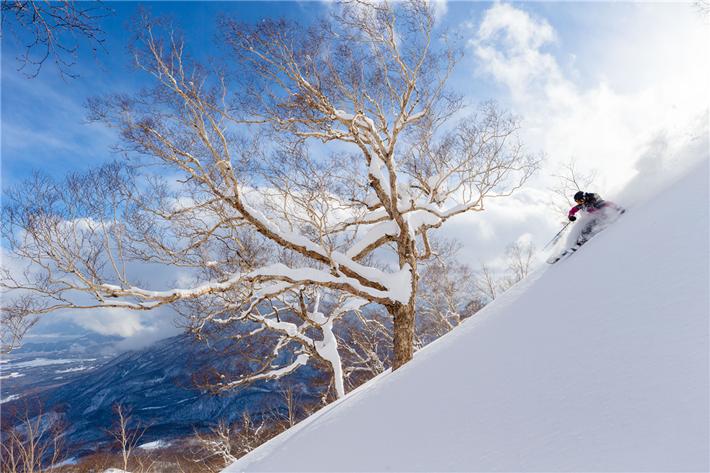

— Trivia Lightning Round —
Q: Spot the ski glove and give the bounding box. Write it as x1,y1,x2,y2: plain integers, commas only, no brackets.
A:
569,215,577,221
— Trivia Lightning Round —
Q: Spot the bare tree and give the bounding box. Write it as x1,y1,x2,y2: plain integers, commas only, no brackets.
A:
0,393,67,473
548,157,597,223
498,239,536,291
267,382,319,431
0,295,39,354
190,411,282,471
1,1,541,394
229,412,273,458
475,261,500,302
337,306,393,390
694,0,710,22
1,0,113,79
416,238,482,344
102,403,155,473
473,237,538,300
190,386,321,472
191,419,239,470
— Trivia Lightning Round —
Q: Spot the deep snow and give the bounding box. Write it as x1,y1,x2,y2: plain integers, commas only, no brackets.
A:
224,158,709,472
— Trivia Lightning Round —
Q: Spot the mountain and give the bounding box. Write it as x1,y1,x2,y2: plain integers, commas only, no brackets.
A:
8,332,123,355
224,160,709,472
1,333,122,405
20,335,325,458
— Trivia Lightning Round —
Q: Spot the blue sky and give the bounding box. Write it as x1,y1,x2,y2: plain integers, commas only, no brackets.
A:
2,1,708,346
3,2,706,188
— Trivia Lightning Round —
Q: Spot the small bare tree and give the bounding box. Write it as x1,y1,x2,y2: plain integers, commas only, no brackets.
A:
337,306,393,391
416,238,482,344
191,419,239,470
475,261,501,302
190,385,321,472
0,0,113,79
694,0,709,22
498,240,536,291
267,383,317,431
548,157,597,223
1,1,541,395
0,296,39,354
0,393,67,473
102,403,155,473
230,412,273,458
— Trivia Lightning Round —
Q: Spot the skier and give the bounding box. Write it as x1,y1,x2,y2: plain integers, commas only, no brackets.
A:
568,191,624,246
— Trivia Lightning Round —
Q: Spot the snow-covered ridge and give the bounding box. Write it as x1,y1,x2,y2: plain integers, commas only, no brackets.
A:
223,158,709,472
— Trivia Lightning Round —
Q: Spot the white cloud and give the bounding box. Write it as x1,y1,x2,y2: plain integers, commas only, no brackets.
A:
448,1,707,270
55,305,182,351
61,308,146,338
515,232,534,246
468,2,709,198
116,323,182,352
431,0,449,25
444,187,560,272
472,3,560,100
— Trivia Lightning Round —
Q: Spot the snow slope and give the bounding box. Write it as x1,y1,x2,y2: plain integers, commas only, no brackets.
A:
224,159,709,472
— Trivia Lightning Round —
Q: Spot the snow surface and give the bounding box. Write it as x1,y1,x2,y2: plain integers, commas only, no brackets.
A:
223,158,709,472
138,440,171,450
2,357,95,369
0,394,21,404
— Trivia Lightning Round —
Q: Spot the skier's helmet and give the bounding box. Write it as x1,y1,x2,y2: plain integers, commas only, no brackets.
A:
574,191,585,203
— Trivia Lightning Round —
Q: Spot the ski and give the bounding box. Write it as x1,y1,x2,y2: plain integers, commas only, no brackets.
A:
547,244,581,264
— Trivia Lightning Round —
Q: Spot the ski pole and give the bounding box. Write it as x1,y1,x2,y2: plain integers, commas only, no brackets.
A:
542,222,570,250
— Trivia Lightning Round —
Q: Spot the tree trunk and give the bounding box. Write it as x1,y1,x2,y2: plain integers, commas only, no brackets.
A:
391,302,416,371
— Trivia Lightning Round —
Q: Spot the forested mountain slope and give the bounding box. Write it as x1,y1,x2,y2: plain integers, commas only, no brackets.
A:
35,335,323,457
224,159,709,472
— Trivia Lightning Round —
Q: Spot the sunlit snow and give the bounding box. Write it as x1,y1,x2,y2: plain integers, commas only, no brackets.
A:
3,358,96,369
0,394,21,404
0,372,25,381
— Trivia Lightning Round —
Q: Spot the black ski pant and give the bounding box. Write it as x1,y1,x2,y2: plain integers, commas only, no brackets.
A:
577,218,600,246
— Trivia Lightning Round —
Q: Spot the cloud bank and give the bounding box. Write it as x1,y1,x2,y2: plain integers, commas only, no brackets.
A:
469,2,709,196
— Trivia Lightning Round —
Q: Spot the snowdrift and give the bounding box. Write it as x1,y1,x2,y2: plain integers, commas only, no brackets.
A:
224,159,709,472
